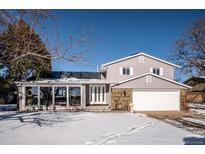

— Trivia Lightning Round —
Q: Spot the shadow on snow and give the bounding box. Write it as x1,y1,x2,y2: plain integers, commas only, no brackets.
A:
183,136,205,145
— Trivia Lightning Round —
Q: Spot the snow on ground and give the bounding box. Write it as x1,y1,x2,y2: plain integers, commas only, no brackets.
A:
189,103,205,109
190,109,205,115
189,103,205,115
0,111,203,145
183,117,205,126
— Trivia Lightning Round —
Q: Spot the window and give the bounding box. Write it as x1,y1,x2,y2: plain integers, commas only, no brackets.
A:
94,87,97,102
120,67,133,75
69,87,81,106
102,87,105,102
123,67,130,75
151,67,162,75
153,68,160,75
55,87,67,106
90,87,93,102
90,85,106,104
98,87,101,102
26,87,38,106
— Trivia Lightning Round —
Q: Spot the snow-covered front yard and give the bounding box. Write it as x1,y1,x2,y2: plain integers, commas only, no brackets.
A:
0,111,204,145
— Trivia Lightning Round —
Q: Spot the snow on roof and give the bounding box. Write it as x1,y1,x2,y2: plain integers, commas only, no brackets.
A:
15,78,114,86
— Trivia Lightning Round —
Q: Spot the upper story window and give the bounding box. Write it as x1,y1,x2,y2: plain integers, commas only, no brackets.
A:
150,67,163,76
153,68,160,75
123,67,130,75
120,67,133,75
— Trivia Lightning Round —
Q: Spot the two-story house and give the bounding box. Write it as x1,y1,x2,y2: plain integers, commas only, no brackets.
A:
16,52,191,112
101,52,191,111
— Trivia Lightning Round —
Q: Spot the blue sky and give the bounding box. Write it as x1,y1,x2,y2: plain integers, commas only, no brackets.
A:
50,10,205,79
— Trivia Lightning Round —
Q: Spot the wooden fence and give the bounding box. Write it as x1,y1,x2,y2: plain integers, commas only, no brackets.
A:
111,88,132,110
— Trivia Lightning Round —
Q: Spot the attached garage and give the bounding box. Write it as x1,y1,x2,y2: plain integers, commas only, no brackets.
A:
111,73,191,111
132,90,180,111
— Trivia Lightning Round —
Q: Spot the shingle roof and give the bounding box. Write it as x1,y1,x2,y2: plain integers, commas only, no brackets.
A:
40,71,101,80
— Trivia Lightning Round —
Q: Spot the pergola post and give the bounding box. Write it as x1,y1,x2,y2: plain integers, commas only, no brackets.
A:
19,86,26,111
37,86,41,107
66,86,69,106
52,86,55,108
81,85,86,109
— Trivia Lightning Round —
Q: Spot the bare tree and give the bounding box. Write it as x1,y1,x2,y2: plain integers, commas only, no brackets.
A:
0,10,96,78
0,10,53,30
0,19,51,81
170,18,205,76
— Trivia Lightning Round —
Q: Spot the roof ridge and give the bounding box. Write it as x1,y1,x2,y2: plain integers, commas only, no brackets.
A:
101,52,180,68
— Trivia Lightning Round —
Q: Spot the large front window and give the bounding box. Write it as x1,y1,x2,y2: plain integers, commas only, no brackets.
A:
40,87,52,106
90,85,106,104
25,87,38,106
55,87,67,106
69,87,81,106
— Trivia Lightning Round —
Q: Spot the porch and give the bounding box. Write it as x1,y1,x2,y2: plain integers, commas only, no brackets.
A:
16,79,111,112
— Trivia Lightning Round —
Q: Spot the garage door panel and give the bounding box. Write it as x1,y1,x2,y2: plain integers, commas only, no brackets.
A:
133,91,180,111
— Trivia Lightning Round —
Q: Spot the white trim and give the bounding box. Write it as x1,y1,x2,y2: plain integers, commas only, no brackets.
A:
160,67,163,76
150,67,153,73
130,67,133,75
101,52,180,68
119,67,122,75
111,72,192,89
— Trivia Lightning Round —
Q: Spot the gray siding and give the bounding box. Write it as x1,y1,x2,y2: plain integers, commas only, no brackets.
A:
103,55,175,82
112,75,187,89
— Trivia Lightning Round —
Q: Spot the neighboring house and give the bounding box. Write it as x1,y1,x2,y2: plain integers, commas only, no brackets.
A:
183,76,205,104
16,52,191,112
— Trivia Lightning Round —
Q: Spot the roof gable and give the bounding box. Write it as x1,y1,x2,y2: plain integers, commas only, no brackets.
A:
112,73,191,89
101,52,180,68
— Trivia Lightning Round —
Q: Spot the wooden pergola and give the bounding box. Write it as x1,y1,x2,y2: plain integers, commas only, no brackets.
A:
16,79,112,111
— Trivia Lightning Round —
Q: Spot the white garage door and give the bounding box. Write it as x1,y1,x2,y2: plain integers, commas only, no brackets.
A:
133,90,180,111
